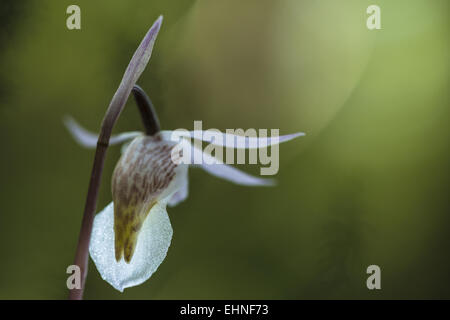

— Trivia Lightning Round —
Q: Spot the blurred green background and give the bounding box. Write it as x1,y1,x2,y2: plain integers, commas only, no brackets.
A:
0,0,448,299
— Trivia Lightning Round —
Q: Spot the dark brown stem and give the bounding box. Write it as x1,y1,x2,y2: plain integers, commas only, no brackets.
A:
68,141,108,300
133,85,160,135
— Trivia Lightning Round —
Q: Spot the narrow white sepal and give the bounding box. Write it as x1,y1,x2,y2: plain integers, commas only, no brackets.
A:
64,116,142,148
163,130,305,149
194,144,275,186
89,201,173,292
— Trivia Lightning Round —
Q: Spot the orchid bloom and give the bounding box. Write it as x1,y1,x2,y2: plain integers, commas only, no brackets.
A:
65,16,304,293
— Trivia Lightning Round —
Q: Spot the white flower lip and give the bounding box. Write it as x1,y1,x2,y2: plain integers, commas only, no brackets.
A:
89,201,172,292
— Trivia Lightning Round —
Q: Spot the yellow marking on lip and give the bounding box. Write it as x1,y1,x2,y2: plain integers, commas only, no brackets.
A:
114,200,157,263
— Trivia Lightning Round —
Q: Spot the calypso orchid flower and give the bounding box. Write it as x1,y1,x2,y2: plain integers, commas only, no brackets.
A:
65,16,304,294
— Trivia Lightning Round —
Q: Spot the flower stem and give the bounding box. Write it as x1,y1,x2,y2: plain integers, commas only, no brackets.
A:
68,17,162,300
69,141,108,300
